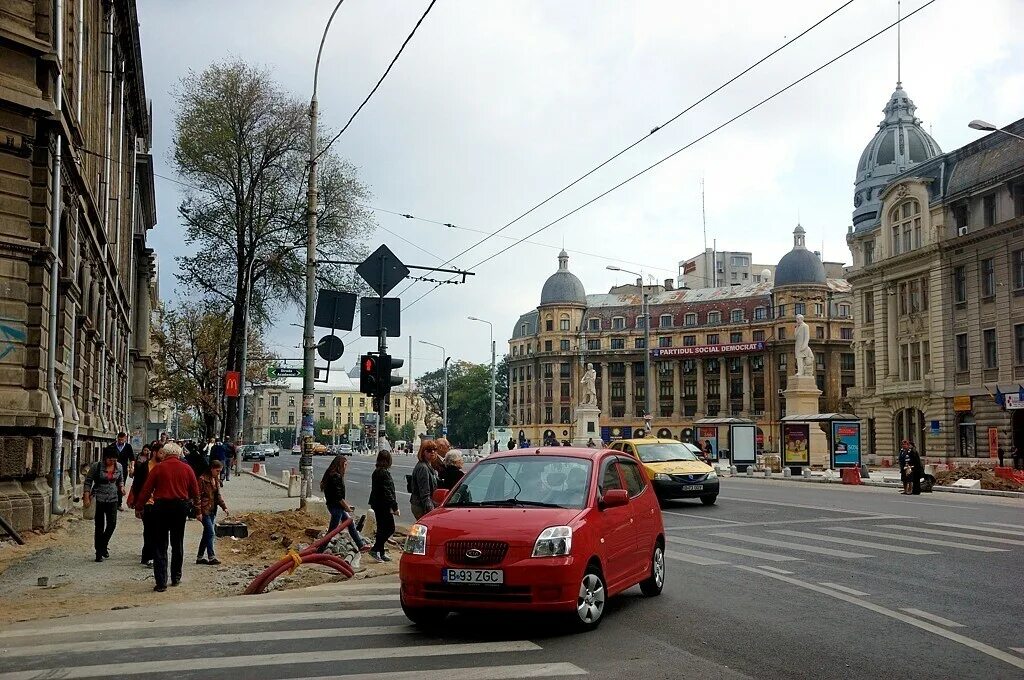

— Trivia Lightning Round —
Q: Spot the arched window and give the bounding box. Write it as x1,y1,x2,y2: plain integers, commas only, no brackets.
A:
890,199,921,255
559,315,570,331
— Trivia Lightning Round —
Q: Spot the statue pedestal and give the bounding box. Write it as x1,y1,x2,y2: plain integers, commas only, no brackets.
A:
571,406,601,447
784,375,829,469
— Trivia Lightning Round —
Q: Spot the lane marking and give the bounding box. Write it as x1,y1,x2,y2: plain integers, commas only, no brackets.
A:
663,515,905,531
665,550,729,566
901,608,965,628
982,522,1024,530
830,528,1007,553
1011,648,1024,655
2,624,415,656
820,582,870,597
0,641,543,680
893,499,979,510
927,522,1024,538
291,663,590,680
735,566,1024,671
718,496,890,515
164,593,392,610
710,532,870,559
754,565,793,575
769,529,937,555
876,525,1024,547
660,511,743,524
667,536,802,562
2,608,405,638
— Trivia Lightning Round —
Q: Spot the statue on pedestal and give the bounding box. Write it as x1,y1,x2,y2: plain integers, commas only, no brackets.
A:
794,313,815,377
580,363,597,406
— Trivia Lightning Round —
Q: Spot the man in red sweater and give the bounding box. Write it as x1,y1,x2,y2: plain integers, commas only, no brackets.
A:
136,442,200,592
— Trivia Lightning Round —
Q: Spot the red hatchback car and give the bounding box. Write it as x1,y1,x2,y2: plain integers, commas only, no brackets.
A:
399,447,666,630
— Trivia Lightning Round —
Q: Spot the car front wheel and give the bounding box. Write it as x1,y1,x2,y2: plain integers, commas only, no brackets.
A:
639,543,665,596
573,566,607,631
700,495,717,506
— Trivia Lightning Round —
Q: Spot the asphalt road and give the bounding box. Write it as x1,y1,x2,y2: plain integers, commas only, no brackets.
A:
4,472,1023,679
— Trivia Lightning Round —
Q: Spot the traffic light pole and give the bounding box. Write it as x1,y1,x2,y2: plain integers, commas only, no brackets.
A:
377,328,387,453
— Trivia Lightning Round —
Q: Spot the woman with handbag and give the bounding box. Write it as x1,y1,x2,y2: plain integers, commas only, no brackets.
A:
196,460,228,565
83,448,125,562
320,455,369,551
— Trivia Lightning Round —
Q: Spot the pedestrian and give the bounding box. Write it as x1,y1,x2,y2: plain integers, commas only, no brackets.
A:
410,440,439,519
136,442,200,592
196,460,228,565
898,440,911,495
320,455,369,551
997,446,1005,468
368,450,400,562
1012,444,1022,471
83,448,125,562
103,432,134,509
587,438,597,448
184,441,208,477
507,437,515,450
908,442,924,495
439,450,465,490
493,440,499,453
225,437,237,480
127,444,159,565
210,438,228,482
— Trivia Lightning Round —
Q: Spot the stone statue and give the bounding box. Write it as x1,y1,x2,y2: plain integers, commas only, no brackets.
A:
580,362,597,406
794,313,814,376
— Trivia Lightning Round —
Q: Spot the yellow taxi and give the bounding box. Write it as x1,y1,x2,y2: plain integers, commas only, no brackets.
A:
608,438,719,505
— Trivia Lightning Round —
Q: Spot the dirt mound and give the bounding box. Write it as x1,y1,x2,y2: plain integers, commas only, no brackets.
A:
228,509,322,558
934,464,1024,492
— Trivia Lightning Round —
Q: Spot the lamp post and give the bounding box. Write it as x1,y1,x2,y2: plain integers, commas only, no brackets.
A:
419,340,449,437
968,119,1024,142
607,265,651,430
468,316,496,454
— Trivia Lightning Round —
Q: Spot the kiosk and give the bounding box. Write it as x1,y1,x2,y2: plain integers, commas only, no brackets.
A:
780,413,861,473
692,417,756,463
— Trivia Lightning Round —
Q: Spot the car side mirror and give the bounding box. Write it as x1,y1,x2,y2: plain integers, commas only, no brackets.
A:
432,488,449,506
600,489,629,509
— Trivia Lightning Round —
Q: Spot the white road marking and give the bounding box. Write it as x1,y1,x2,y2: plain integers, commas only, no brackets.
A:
291,663,589,680
665,549,729,566
893,499,979,510
663,515,905,531
735,566,1024,671
754,565,793,575
830,528,1008,553
718,496,888,515
661,510,743,524
667,536,802,562
0,642,543,680
769,529,937,555
927,522,1024,538
982,522,1024,530
820,582,870,597
901,608,965,628
1011,648,1024,655
164,593,392,610
877,525,1024,547
711,533,870,559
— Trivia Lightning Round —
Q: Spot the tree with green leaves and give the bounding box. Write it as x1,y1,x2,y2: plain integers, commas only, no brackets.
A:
171,59,373,442
417,361,494,446
385,416,416,444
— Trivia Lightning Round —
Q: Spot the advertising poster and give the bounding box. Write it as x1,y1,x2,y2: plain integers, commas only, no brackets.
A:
988,427,999,459
831,421,861,467
730,424,756,464
782,423,810,466
697,426,718,460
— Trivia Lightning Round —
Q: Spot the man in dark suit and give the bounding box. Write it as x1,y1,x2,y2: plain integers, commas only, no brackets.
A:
103,432,134,509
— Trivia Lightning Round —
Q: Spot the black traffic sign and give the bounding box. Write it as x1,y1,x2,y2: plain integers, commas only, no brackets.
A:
317,335,345,362
360,297,401,337
313,289,356,331
356,245,409,297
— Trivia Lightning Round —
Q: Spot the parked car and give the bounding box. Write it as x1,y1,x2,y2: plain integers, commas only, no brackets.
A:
338,443,352,455
262,444,279,457
609,438,719,505
399,447,665,631
240,444,266,462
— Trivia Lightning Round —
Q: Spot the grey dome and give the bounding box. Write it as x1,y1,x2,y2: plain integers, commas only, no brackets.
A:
853,84,941,228
774,226,826,287
540,250,587,306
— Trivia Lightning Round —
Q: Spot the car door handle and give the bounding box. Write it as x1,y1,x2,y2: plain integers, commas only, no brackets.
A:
629,517,634,523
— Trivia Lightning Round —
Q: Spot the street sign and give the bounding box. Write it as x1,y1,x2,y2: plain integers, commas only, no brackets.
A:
224,371,241,397
356,244,409,297
317,335,345,362
360,297,401,337
268,366,304,378
314,289,356,331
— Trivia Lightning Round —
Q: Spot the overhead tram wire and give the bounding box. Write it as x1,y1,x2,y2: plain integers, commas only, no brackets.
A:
396,0,940,316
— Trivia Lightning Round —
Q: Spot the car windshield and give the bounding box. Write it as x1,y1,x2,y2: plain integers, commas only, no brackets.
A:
634,442,700,463
447,456,592,509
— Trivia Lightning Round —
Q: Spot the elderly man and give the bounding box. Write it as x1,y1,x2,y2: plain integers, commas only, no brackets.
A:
136,442,200,592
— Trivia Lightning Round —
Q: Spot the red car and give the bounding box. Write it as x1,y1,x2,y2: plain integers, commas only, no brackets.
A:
399,447,666,630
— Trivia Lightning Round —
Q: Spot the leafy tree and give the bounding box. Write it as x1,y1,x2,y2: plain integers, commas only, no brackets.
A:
171,59,373,441
416,361,493,446
385,416,415,443
495,353,509,426
314,418,335,445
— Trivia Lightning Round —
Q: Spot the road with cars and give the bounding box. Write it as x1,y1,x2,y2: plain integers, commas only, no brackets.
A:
6,464,1022,679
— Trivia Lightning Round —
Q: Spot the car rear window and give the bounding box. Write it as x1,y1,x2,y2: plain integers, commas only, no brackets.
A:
448,456,592,509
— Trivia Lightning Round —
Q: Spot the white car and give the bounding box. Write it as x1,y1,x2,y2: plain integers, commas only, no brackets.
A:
338,443,352,455
262,444,279,457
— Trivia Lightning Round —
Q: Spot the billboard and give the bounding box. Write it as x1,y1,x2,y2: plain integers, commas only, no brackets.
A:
782,423,810,466
831,421,861,467
730,424,756,464
651,342,765,358
697,426,718,459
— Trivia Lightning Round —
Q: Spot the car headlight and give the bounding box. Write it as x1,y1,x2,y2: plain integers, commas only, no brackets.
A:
403,524,428,555
532,526,572,558
706,470,718,479
653,473,672,481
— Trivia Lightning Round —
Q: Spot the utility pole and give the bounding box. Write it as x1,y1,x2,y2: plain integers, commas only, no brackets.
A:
468,316,495,453
300,93,318,506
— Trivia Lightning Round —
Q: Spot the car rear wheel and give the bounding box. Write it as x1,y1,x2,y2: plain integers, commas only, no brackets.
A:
700,495,717,506
639,543,665,597
400,594,448,627
573,567,607,631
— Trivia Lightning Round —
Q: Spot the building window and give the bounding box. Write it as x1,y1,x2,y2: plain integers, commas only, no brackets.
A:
815,326,825,339
910,343,921,380
560,383,570,399
983,329,997,369
840,353,855,371
588,318,601,331
319,396,326,407
288,412,295,426
707,311,721,324
863,292,874,322
611,338,624,350
954,266,967,303
660,314,673,328
634,337,646,349
683,335,696,346
270,411,279,425
752,330,765,342
900,344,909,380
587,339,601,351
612,317,625,330
521,323,528,336
840,327,853,340
545,407,553,423
983,193,996,226
957,413,977,458
730,332,742,344
684,313,697,326
754,307,767,320
777,304,786,317
559,317,570,331
1013,250,1024,291
909,280,921,313
778,327,786,340
658,336,672,348
981,258,995,298
683,380,697,397
892,225,900,256
955,334,968,372
682,359,696,374
864,239,874,265
270,395,278,407
730,309,743,322
637,315,649,329
707,334,720,345
837,303,850,318
794,303,805,316
560,339,570,351
560,363,570,378
543,363,553,378
544,383,553,400
545,319,553,332
610,381,625,398
1015,324,1024,365
544,340,552,352
890,199,921,255
560,407,571,424
865,350,875,387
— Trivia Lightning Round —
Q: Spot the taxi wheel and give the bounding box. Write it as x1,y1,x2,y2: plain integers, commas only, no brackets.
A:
401,594,448,627
700,495,717,506
639,542,665,597
572,566,607,631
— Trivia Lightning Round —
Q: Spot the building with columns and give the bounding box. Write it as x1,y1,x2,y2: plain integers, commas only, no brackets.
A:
846,82,1024,460
0,0,159,530
508,245,854,451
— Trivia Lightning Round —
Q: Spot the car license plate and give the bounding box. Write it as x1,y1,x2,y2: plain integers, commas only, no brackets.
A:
442,568,504,584
681,484,704,491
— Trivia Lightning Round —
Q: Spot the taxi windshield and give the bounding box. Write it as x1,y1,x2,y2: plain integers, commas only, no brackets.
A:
447,456,592,509
634,442,699,463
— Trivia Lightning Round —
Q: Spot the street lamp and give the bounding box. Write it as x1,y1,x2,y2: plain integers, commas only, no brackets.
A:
467,316,496,454
607,265,651,430
968,119,1024,142
419,340,449,437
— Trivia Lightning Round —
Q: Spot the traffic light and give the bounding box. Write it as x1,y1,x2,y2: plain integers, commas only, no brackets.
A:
376,354,405,397
359,354,378,396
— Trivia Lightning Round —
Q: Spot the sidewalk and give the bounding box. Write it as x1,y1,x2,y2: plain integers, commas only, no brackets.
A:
0,474,399,626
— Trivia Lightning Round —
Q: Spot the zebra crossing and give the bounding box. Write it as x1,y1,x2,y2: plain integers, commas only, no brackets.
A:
0,581,588,680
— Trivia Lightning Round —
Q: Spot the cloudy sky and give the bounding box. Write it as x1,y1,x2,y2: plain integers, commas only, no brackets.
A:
137,0,1022,375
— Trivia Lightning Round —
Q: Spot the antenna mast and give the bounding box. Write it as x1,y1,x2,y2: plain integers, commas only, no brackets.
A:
897,0,902,84
701,178,709,288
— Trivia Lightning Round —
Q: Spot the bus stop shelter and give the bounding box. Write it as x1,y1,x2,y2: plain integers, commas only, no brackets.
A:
780,413,861,472
692,417,757,464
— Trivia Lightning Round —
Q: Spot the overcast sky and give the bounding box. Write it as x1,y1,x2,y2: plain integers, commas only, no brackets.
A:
137,0,1022,376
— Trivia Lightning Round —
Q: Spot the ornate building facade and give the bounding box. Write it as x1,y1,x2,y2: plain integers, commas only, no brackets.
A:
508,244,854,452
0,0,158,530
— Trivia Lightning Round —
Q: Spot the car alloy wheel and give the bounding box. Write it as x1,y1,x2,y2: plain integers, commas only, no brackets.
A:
576,569,606,627
640,543,665,596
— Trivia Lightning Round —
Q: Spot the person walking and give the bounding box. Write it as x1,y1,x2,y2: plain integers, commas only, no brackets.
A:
83,448,125,562
1012,444,1022,471
908,442,924,495
224,437,237,481
587,438,597,448
320,456,368,551
997,446,1005,468
127,444,159,565
103,432,133,510
410,442,439,519
507,437,515,451
898,440,912,495
368,450,399,562
136,442,200,592
439,450,465,490
196,460,228,565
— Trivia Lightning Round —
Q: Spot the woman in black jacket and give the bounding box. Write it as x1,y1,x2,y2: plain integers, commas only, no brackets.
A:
439,450,465,490
320,456,368,550
368,450,400,562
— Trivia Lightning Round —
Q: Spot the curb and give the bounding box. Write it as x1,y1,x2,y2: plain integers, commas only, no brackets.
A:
240,469,289,490
729,472,1024,499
